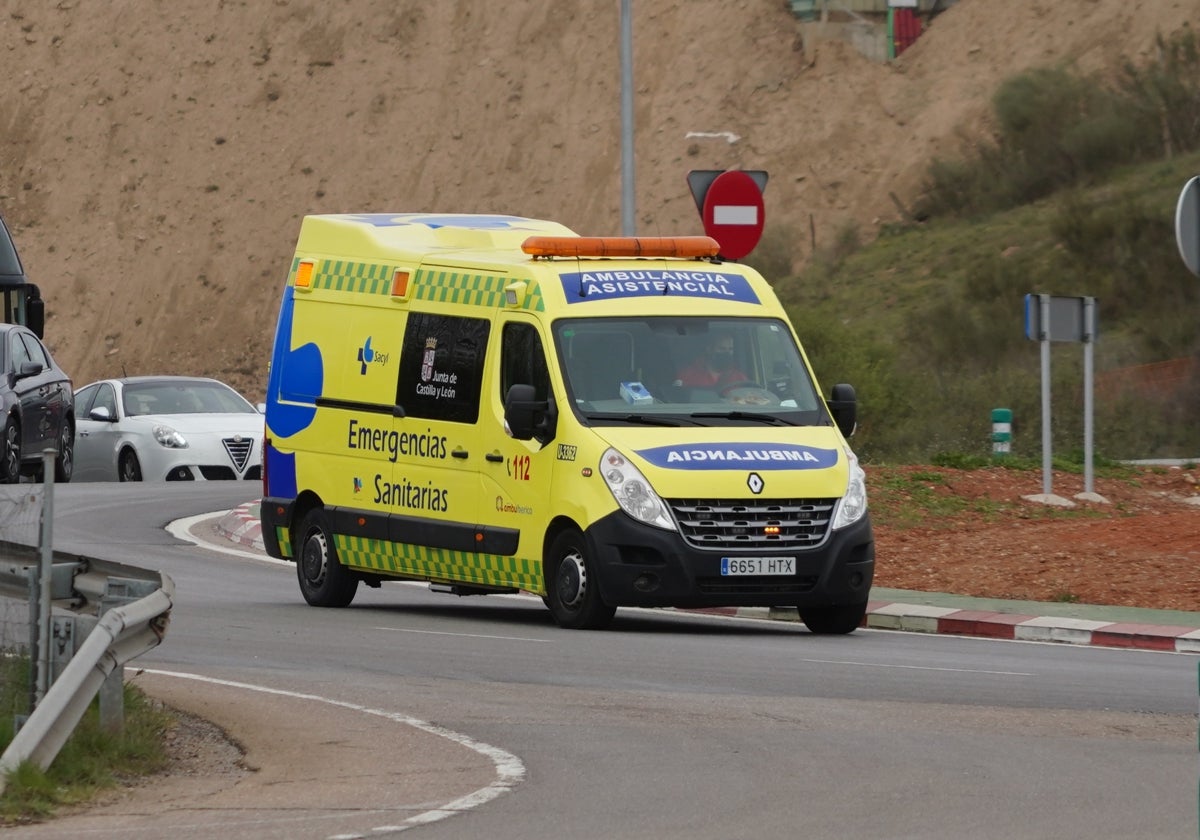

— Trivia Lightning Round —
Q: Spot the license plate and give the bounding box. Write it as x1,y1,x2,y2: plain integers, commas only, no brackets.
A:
720,557,796,576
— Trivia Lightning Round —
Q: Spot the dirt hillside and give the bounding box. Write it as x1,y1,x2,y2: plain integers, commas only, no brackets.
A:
1,0,1197,400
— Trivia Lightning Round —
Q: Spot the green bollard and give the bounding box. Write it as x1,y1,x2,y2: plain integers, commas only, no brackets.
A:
991,408,1012,458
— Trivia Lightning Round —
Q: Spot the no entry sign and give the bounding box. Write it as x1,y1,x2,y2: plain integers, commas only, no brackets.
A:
688,169,767,260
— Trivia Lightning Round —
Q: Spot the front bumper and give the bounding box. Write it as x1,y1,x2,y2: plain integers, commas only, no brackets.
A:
584,509,874,609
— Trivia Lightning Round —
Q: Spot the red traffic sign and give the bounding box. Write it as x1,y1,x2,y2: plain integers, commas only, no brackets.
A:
688,170,767,260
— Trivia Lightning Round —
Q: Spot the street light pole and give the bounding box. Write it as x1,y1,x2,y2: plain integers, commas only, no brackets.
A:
620,0,636,235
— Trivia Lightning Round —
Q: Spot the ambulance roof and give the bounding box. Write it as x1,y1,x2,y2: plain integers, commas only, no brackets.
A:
296,214,577,262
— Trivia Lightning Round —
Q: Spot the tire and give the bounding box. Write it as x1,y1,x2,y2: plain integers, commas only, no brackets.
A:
54,419,74,483
799,602,867,635
118,449,142,482
296,508,357,607
0,418,20,484
544,528,615,630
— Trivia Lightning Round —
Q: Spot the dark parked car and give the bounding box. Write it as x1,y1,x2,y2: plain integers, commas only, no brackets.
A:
0,323,73,483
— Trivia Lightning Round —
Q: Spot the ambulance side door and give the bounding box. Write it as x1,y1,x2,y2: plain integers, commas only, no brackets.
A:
391,311,487,561
479,317,557,572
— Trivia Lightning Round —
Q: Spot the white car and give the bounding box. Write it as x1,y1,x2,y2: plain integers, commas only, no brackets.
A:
72,376,263,482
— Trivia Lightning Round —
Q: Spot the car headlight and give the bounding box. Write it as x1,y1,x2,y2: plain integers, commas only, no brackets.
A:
153,424,188,449
600,448,675,531
832,449,868,529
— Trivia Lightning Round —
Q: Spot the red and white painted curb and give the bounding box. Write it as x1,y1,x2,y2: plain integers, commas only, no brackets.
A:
862,601,1200,653
212,501,1200,653
678,603,1200,653
215,501,263,552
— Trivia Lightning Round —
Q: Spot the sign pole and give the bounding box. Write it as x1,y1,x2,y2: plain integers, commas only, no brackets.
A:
1083,297,1096,495
1039,295,1053,496
619,0,635,235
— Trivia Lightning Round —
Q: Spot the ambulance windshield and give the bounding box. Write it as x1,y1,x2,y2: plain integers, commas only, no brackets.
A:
553,317,828,427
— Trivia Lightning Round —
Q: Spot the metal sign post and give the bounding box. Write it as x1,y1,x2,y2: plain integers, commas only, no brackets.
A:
1023,294,1099,497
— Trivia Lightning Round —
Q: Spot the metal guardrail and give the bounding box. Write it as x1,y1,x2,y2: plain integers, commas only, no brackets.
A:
0,542,173,792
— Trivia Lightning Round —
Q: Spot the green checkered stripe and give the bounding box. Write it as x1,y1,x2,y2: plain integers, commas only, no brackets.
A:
276,526,293,558
296,257,395,295
335,534,542,590
411,268,545,311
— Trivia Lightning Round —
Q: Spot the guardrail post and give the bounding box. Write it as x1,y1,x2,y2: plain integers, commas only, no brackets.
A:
35,449,54,707
97,579,154,734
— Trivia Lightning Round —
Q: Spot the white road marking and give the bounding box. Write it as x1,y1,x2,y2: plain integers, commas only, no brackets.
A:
797,657,1034,676
375,626,551,643
143,669,525,837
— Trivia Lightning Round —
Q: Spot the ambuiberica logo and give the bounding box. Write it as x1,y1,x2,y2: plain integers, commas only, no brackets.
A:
356,336,390,375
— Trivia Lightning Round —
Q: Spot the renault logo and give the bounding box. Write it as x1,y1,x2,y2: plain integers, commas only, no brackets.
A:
747,472,764,494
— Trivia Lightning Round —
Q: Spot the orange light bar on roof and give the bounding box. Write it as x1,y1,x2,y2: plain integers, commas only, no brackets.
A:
521,235,720,259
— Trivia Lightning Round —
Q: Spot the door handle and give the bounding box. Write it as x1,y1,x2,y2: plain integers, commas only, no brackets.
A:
485,452,504,463
451,448,469,460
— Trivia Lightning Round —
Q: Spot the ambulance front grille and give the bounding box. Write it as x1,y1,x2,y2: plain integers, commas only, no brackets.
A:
667,498,836,549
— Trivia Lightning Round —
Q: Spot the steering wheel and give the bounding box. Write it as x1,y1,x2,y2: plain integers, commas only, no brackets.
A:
719,383,781,406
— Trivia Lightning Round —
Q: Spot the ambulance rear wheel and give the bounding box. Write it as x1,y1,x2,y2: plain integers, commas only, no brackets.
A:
545,528,615,630
799,601,867,635
297,508,358,607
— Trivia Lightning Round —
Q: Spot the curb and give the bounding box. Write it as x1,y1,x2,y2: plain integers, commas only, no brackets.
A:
703,604,1200,653
211,501,1200,654
215,501,264,552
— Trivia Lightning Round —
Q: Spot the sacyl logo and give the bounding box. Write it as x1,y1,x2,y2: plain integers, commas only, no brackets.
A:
357,337,390,374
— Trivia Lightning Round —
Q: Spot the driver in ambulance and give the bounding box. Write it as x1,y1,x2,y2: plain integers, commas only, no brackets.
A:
674,333,749,389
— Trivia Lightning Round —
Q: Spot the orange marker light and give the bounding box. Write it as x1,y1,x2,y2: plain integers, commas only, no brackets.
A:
391,269,410,297
295,261,315,288
521,236,720,259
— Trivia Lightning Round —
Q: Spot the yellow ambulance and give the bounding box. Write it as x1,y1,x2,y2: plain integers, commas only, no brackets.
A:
261,214,873,632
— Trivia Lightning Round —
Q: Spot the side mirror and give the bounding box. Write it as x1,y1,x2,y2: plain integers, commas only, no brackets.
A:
26,293,44,339
826,382,857,438
89,406,114,422
16,360,42,380
504,383,557,445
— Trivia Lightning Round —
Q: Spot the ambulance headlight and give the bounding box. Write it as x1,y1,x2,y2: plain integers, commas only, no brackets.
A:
832,450,867,529
153,424,188,449
600,448,675,531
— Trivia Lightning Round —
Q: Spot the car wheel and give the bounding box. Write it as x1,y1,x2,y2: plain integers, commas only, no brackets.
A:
54,420,74,483
1,418,20,484
296,507,357,607
544,527,615,629
799,602,867,635
118,449,142,482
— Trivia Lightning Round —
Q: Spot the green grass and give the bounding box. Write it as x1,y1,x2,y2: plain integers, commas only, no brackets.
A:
0,654,171,824
774,40,1200,464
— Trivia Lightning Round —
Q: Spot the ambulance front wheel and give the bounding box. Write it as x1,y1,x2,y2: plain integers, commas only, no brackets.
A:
544,528,616,630
799,601,867,635
297,508,358,607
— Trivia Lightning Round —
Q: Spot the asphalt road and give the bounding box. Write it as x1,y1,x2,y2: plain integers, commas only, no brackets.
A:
8,483,1197,839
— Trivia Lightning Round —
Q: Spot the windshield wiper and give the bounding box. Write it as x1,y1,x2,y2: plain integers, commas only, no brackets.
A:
690,411,796,426
587,413,692,427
